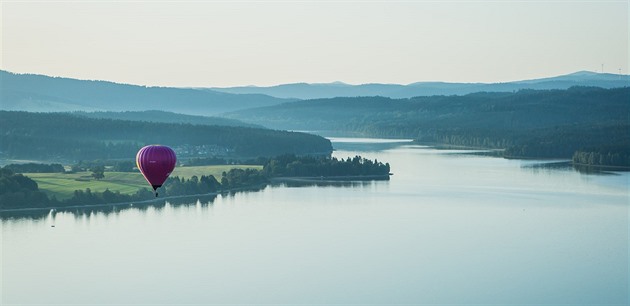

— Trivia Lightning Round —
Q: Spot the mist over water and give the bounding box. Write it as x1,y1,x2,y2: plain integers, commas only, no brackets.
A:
2,138,628,305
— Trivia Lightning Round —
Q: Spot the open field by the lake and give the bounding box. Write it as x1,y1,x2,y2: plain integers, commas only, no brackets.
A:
172,165,262,180
25,165,262,200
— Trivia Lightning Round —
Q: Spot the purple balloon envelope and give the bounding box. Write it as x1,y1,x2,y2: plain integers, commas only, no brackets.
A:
136,145,177,195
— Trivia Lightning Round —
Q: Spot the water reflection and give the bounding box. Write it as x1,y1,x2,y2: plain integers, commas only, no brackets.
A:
522,160,623,175
1,177,389,221
271,178,383,189
3,139,629,305
0,193,219,221
3,139,626,223
330,137,413,152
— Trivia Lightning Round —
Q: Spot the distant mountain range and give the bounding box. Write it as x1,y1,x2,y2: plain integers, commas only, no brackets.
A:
2,70,628,116
211,71,630,99
0,70,293,116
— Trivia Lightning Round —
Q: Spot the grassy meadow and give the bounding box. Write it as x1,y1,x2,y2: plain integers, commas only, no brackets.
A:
171,165,262,180
25,165,263,200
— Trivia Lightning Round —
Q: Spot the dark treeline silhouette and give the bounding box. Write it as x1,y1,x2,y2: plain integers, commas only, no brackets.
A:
229,87,630,166
164,168,268,196
263,154,391,177
0,168,53,209
1,111,332,160
165,175,222,195
572,145,630,168
62,188,155,207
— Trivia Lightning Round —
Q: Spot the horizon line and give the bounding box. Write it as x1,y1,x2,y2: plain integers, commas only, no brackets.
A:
1,69,628,89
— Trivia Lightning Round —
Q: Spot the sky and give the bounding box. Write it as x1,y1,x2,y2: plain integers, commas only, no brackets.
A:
1,0,628,87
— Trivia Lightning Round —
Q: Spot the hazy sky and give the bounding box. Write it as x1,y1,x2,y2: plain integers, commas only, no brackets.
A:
1,0,628,87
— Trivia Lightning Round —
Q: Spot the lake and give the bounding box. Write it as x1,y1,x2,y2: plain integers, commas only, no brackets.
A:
2,138,628,305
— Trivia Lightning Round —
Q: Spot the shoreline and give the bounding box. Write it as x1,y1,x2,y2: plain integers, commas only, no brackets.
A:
571,162,630,171
416,141,630,169
0,192,221,214
0,175,389,213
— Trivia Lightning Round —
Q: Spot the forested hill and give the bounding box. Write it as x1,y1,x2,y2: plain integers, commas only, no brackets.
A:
0,111,332,161
227,87,630,163
71,110,262,128
0,70,293,115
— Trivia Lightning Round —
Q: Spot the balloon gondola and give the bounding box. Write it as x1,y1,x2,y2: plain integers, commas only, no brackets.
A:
136,145,177,197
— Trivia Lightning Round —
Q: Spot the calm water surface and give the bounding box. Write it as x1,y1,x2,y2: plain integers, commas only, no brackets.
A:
2,138,628,305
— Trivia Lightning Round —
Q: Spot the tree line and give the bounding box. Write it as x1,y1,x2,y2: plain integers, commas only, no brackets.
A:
262,154,390,177
1,155,390,210
0,167,267,210
0,168,55,209
572,145,630,168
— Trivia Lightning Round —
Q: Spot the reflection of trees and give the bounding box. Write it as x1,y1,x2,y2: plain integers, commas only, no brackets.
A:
571,163,626,175
0,194,218,221
521,161,623,176
219,185,267,198
270,178,385,189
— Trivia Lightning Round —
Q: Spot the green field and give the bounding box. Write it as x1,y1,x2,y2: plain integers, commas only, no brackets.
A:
25,165,262,200
172,165,262,180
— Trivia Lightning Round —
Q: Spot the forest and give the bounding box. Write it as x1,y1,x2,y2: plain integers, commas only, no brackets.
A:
228,87,630,166
262,154,390,178
0,168,54,209
0,155,388,210
0,111,332,161
72,110,262,128
572,145,630,168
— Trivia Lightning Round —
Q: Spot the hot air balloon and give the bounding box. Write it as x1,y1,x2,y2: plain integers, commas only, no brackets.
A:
136,145,177,197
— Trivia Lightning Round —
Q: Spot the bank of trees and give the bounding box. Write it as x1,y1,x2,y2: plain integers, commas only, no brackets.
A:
163,168,267,196
0,168,52,209
1,155,390,210
263,154,390,177
572,145,630,168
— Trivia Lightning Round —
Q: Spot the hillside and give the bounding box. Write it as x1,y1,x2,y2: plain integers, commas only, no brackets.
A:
0,70,293,115
226,87,630,161
227,87,628,130
71,110,262,128
0,111,332,161
211,71,630,99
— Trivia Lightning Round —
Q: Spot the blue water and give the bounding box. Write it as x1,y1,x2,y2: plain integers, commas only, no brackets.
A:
2,138,628,305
